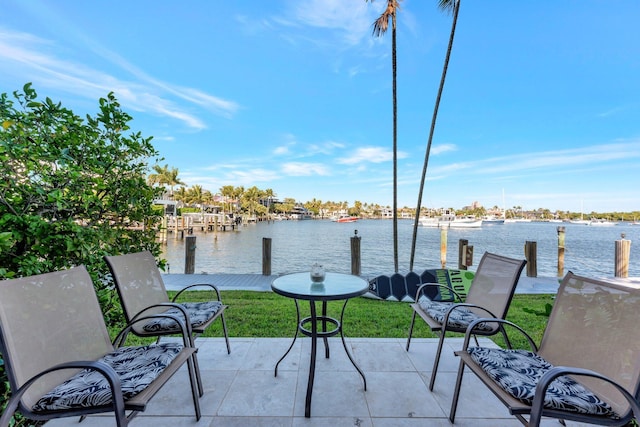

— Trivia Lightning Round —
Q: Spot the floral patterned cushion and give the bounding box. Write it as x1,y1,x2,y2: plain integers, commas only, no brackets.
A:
142,301,223,332
468,347,617,418
418,298,493,332
33,343,183,411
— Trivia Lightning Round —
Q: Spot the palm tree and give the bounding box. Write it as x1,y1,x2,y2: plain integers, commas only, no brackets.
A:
367,0,400,273
409,0,460,271
219,185,235,215
147,164,185,199
241,186,263,218
263,188,276,213
186,185,205,209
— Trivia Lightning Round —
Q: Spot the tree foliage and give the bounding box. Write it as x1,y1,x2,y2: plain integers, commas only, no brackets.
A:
1,83,167,425
0,83,164,309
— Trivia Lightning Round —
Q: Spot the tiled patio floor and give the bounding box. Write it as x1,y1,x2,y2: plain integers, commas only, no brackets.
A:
45,337,592,427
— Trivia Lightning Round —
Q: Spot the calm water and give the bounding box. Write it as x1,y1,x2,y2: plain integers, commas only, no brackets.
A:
161,220,639,279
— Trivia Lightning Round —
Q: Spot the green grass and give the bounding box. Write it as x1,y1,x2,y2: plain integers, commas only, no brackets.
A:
156,290,555,350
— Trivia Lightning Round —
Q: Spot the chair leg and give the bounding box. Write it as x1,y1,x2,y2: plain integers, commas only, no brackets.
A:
186,353,202,421
406,310,417,351
449,358,466,423
185,333,204,397
428,330,446,391
221,313,231,354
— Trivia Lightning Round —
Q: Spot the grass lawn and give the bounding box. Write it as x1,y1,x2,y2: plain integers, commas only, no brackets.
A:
154,290,555,350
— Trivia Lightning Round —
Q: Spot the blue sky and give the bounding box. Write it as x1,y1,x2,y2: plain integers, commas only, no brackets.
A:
2,1,639,213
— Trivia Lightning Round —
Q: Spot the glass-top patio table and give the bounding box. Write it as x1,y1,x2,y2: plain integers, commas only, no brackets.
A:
271,272,368,417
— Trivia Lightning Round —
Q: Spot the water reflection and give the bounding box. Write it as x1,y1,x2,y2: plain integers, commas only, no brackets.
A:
161,220,639,278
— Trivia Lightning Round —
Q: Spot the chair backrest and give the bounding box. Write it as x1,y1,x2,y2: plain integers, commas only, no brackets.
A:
104,251,170,325
538,272,640,417
0,266,113,410
465,252,526,319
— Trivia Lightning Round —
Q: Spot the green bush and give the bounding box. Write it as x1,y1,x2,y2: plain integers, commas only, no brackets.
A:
0,84,165,425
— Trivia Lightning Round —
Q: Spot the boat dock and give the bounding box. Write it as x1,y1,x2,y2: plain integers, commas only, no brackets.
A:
162,273,566,294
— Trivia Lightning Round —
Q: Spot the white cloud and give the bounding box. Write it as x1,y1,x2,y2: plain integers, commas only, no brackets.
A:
337,146,407,165
286,0,378,47
428,140,640,178
282,162,330,176
431,143,457,155
0,27,238,129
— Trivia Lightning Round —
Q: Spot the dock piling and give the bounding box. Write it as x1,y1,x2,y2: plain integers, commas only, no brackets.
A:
185,235,196,274
615,234,631,278
440,228,448,269
524,241,537,277
262,237,272,276
557,226,565,277
351,230,361,275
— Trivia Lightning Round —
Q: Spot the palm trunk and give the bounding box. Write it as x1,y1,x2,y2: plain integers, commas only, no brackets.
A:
392,16,399,273
410,0,460,271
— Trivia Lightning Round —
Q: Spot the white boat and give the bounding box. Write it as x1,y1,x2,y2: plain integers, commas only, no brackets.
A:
333,214,357,223
449,218,483,228
588,219,616,226
419,217,441,228
570,219,590,225
482,215,505,225
419,212,482,229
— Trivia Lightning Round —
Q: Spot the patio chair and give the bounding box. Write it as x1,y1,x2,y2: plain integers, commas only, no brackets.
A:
406,252,526,390
0,266,201,427
449,272,640,426
105,250,231,394
105,250,230,349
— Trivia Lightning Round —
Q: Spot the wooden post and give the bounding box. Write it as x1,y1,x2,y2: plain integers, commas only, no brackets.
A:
351,230,361,275
524,241,537,277
184,235,196,274
159,215,168,244
557,226,565,277
458,239,468,270
262,237,272,276
440,228,448,269
615,234,631,278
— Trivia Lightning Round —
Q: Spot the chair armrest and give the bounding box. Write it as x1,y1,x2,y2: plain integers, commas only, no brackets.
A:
0,361,126,427
113,310,193,348
128,302,193,335
414,282,462,302
529,366,640,427
172,283,223,302
442,303,498,331
462,318,538,352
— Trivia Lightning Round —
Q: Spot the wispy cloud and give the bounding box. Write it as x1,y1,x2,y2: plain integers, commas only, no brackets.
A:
0,26,238,129
430,143,457,155
282,162,330,176
285,0,378,47
429,140,640,178
337,146,407,164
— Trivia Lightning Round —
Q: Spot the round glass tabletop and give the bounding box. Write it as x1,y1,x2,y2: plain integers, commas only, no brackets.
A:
271,272,368,301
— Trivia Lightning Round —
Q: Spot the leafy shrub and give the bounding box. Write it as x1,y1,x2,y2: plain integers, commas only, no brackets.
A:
0,84,165,425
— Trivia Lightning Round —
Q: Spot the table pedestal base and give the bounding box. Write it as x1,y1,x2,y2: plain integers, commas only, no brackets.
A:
274,299,367,418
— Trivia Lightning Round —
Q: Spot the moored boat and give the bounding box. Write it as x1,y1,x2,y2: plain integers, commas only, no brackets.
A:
419,212,482,229
588,218,616,226
482,215,504,225
333,214,357,223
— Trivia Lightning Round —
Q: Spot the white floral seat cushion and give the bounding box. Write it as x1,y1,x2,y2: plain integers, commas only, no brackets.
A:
33,343,182,411
418,298,494,332
142,301,222,332
468,347,617,418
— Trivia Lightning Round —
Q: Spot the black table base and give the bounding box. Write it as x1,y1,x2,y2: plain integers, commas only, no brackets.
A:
274,299,367,418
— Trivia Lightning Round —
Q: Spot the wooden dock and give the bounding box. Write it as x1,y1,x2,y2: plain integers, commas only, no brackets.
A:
162,273,278,292
160,273,576,295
